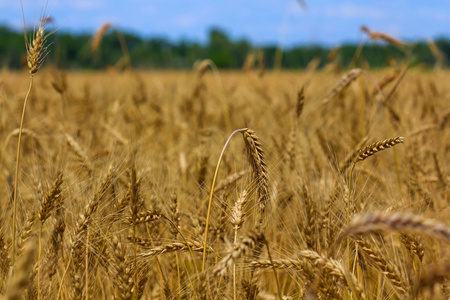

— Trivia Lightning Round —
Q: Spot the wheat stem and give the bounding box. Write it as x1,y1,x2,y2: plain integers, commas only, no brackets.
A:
12,77,33,267
202,128,246,271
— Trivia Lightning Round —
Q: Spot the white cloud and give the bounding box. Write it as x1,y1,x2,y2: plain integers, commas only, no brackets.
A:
323,4,385,20
142,4,156,14
52,0,106,10
70,0,105,10
418,7,450,22
173,14,197,27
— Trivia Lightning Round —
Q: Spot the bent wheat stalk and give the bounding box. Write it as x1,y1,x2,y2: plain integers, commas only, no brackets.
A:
202,128,268,271
202,128,246,271
333,211,450,254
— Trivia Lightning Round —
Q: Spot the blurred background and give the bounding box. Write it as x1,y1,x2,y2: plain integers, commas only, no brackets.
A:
1,0,449,69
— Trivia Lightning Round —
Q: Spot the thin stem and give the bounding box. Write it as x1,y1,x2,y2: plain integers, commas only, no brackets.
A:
85,229,89,300
201,128,246,271
265,239,281,299
38,225,42,300
143,223,167,283
115,29,131,70
162,216,199,275
57,255,72,300
161,215,202,300
133,223,137,298
12,76,34,265
233,229,238,300
348,163,356,273
199,59,231,132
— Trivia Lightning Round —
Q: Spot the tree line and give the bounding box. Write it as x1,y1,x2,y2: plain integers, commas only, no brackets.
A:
0,26,448,70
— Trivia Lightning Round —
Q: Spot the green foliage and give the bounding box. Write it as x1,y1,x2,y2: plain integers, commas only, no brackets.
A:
0,26,447,70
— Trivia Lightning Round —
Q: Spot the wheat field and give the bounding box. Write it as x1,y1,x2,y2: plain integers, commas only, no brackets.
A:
0,64,449,299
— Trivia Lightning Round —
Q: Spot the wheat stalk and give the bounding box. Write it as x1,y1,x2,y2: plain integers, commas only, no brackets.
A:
415,261,450,296
12,20,49,266
91,23,111,53
322,68,362,104
371,70,400,95
361,25,404,46
37,173,63,299
65,133,93,173
202,128,268,271
339,136,369,173
213,231,265,276
111,235,133,300
6,238,36,300
427,39,445,69
356,239,406,294
299,250,367,299
327,46,341,63
125,210,162,225
214,170,249,193
169,193,180,238
296,87,305,119
335,211,450,248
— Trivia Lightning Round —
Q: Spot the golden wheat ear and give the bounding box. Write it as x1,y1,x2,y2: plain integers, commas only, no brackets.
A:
91,23,112,53
26,26,46,75
322,68,362,104
354,136,404,163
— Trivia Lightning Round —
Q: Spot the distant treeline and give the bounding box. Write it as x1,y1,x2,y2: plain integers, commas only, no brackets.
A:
0,26,448,70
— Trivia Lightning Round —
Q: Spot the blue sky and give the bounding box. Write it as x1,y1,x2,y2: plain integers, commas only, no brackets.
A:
1,0,450,46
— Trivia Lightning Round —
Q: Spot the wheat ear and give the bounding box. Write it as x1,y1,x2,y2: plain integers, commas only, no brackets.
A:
27,26,45,74
243,129,269,217
354,136,404,163
356,239,406,294
334,211,450,250
322,68,362,104
213,231,265,276
400,234,424,261
91,23,111,52
138,241,208,257
361,25,404,46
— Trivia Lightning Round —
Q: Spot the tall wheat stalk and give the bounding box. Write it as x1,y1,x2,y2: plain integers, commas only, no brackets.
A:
12,16,48,267
202,128,268,271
